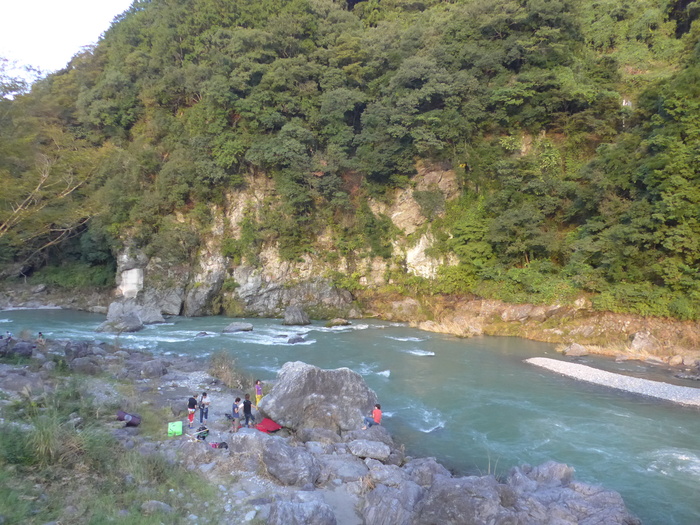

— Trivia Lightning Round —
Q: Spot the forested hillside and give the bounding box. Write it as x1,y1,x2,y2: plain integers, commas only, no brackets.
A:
2,0,700,319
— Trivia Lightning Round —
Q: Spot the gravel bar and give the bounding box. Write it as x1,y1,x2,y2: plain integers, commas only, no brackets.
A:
525,357,700,407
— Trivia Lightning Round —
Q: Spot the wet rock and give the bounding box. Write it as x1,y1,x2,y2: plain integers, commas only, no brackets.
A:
222,322,254,333
325,318,350,327
107,298,165,325
287,335,305,344
283,305,310,326
96,313,144,334
563,343,589,357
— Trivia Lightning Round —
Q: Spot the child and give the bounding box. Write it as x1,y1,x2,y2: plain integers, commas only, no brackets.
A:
362,404,382,430
255,379,263,406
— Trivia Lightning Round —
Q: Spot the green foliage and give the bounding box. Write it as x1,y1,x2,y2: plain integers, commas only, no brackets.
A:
2,0,700,319
413,187,445,220
326,270,365,293
30,262,115,289
0,375,221,524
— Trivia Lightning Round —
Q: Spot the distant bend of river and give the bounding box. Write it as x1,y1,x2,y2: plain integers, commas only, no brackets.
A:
2,309,699,525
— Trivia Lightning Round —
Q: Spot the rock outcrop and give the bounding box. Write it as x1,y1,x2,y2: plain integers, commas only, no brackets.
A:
259,361,377,433
283,305,311,326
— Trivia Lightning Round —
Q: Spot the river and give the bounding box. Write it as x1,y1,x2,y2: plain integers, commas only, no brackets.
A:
2,308,699,524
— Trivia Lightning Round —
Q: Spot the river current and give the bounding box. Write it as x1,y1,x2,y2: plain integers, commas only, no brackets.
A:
2,309,699,524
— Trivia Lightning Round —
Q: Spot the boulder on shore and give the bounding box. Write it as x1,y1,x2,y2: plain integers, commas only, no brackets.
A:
259,361,377,433
562,343,589,357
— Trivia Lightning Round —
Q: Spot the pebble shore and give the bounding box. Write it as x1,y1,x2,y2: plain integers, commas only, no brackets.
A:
526,357,700,407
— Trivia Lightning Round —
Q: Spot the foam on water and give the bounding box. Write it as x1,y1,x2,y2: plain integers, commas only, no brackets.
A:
377,369,391,378
0,319,11,323
250,365,281,375
645,448,700,478
387,336,425,342
402,348,435,356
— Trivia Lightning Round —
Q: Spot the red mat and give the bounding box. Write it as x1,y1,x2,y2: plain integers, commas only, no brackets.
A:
255,418,282,433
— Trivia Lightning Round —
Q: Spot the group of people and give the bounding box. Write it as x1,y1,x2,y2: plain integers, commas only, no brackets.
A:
187,391,211,429
186,379,264,432
0,331,45,346
186,380,383,433
229,379,263,432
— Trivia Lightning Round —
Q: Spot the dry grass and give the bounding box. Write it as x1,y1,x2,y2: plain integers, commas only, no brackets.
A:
209,350,252,389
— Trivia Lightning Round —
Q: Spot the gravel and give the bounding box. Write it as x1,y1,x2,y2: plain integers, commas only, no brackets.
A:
525,357,700,407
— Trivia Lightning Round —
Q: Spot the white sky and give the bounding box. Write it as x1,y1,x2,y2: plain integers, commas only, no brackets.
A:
0,0,134,77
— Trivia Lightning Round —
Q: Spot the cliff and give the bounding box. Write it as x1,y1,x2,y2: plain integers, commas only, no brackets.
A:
3,163,698,368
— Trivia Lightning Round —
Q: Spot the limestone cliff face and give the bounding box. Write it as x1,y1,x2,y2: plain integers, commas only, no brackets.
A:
97,164,700,360
107,163,460,320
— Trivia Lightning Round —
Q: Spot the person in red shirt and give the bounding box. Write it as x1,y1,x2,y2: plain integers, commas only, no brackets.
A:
362,404,382,430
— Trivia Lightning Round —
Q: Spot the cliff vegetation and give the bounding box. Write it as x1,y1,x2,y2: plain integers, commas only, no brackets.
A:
2,0,700,320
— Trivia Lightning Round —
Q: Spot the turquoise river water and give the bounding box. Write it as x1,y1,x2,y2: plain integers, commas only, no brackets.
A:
2,309,699,524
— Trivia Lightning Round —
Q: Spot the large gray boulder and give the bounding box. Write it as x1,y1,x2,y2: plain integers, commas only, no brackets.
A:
96,312,144,333
259,361,377,433
403,457,452,488
316,454,369,483
283,305,311,326
563,343,589,357
414,474,508,524
222,322,254,333
268,494,337,525
262,437,321,486
5,341,34,359
69,356,102,375
97,298,167,333
64,341,93,361
140,359,168,378
348,439,391,461
107,299,165,325
362,481,425,525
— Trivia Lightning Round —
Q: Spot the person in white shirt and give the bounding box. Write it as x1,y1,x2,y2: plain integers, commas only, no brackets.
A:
199,392,211,424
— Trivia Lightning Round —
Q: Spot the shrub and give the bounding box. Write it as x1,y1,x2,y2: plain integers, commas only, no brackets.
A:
30,262,115,289
209,350,251,390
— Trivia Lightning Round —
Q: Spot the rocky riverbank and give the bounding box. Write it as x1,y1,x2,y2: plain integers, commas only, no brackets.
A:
0,336,642,524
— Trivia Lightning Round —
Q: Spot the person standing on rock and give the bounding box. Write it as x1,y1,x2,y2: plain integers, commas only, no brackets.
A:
187,393,198,429
362,404,382,430
255,379,263,406
242,393,256,428
199,392,210,425
231,397,241,433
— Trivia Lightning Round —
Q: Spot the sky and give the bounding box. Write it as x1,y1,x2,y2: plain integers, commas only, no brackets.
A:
0,0,134,79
